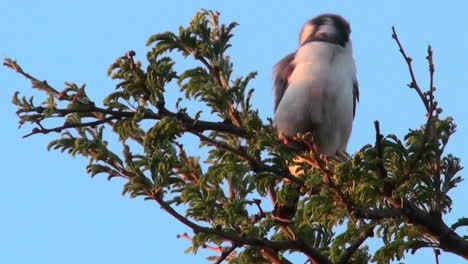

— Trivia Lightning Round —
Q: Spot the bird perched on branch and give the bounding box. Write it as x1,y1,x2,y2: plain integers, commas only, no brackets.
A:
272,14,359,222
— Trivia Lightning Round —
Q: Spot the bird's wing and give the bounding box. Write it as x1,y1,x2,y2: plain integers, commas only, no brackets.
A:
272,52,296,112
353,79,359,118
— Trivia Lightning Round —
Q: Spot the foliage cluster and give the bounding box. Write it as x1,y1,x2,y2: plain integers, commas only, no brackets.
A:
5,10,467,264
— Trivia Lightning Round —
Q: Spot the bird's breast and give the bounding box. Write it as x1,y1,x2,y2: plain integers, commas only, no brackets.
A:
274,42,356,155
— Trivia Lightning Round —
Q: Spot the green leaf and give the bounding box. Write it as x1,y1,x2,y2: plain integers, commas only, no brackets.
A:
451,217,468,230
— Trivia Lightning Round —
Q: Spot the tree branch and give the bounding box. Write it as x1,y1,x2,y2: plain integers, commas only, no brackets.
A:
249,199,266,224
373,121,401,207
20,105,247,138
373,121,388,180
337,225,375,264
23,116,117,138
392,28,439,190
260,248,293,264
391,26,429,112
301,144,355,212
383,29,468,259
354,208,403,220
358,200,468,259
148,190,332,264
400,199,468,259
214,245,238,264
186,12,243,128
4,58,63,98
191,131,305,187
177,233,237,263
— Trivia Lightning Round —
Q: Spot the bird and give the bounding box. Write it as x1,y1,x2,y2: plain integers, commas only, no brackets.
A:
271,14,359,222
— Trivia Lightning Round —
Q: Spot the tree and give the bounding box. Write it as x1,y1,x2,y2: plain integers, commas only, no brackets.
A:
4,9,467,264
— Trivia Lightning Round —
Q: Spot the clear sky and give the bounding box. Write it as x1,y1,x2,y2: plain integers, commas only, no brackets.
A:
1,1,467,263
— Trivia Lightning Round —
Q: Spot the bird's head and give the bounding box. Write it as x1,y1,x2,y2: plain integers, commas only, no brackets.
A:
299,14,351,47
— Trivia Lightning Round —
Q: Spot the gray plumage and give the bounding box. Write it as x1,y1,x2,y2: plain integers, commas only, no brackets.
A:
273,14,359,156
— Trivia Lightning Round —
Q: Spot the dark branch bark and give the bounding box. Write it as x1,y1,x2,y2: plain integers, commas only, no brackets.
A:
373,121,388,180
337,225,375,264
214,245,237,264
391,26,429,112
355,202,468,259
354,208,403,220
23,116,117,138
392,28,439,190
22,105,247,138
149,190,332,264
401,199,468,259
260,248,293,264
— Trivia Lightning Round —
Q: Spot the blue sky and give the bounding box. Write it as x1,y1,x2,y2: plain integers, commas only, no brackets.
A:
1,1,468,263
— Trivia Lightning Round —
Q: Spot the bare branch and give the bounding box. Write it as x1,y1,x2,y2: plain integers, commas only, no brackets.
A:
391,27,429,111
392,29,440,190
426,45,436,99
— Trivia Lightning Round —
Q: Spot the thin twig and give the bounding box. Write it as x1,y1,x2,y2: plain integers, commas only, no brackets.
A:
434,248,440,264
249,199,266,224
4,58,62,98
391,27,429,111
23,116,117,138
427,45,436,101
391,29,439,193
174,142,201,184
260,248,293,264
337,225,375,264
187,44,242,128
191,131,305,187
214,245,238,264
373,121,388,180
301,141,355,212
373,121,401,207
20,105,247,137
177,233,237,263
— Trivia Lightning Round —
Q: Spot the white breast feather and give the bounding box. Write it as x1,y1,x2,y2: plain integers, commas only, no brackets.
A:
274,42,356,155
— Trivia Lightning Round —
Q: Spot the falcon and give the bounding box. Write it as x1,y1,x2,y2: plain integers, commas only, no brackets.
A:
272,14,359,222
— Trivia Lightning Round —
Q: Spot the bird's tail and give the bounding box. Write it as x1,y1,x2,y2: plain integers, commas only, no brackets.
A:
272,187,300,223
271,160,304,222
